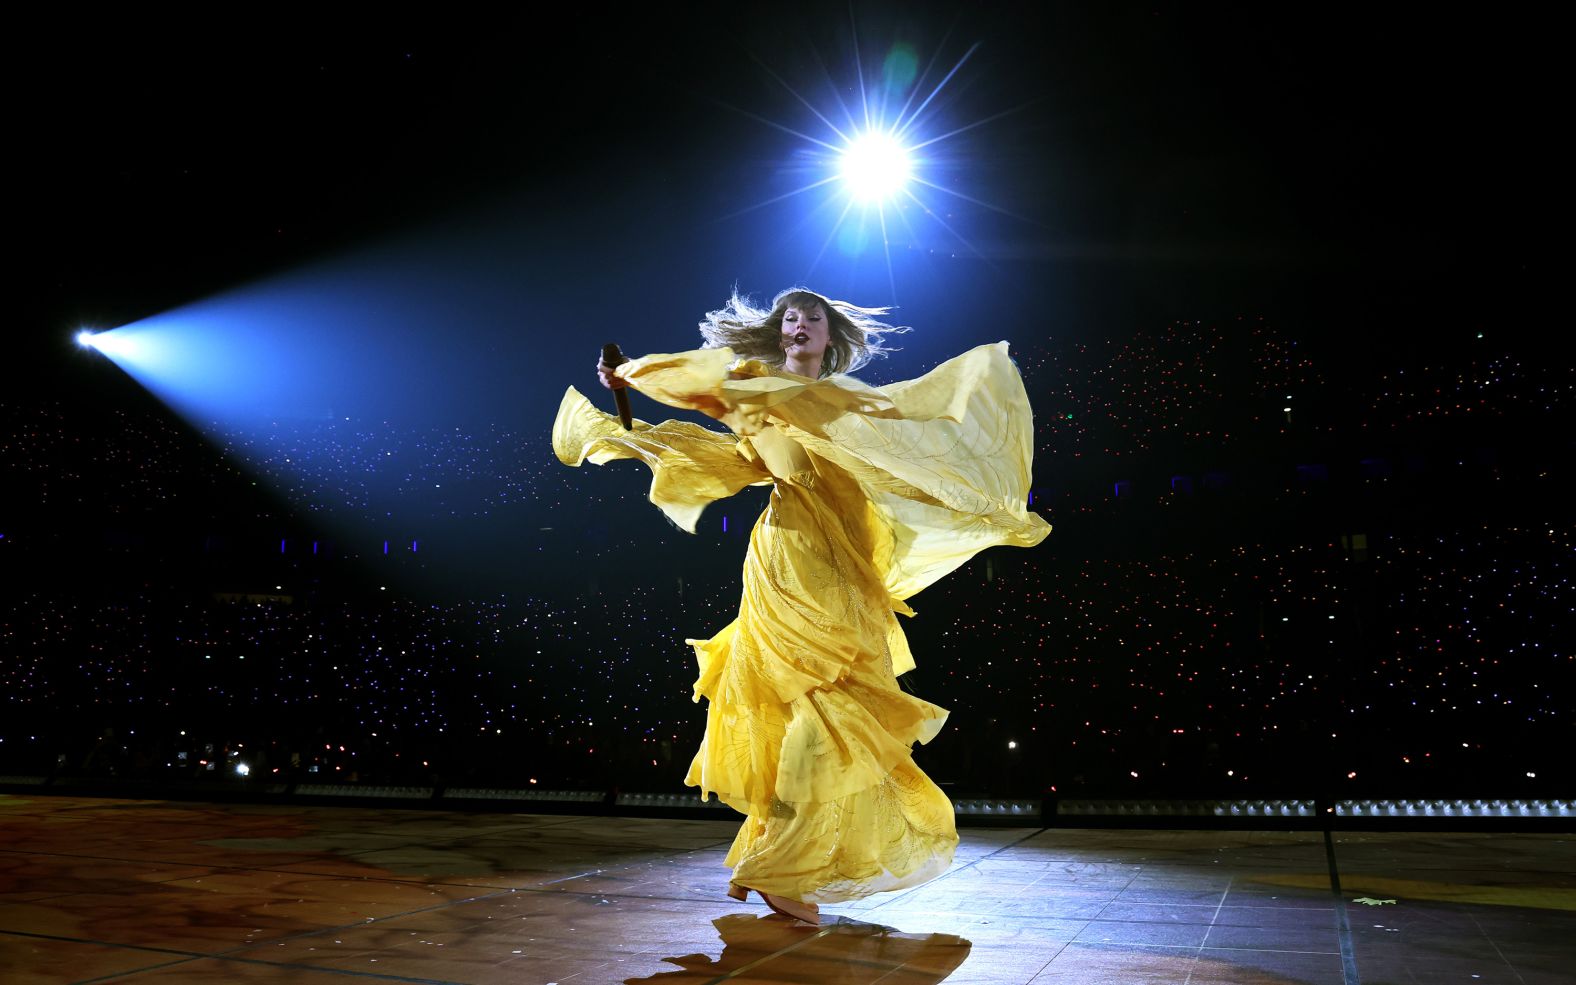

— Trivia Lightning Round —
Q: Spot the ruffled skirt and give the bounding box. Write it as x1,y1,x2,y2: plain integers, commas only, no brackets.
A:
683,491,959,904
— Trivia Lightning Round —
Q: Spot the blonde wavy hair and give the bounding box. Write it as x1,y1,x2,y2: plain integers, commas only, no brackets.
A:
698,286,908,377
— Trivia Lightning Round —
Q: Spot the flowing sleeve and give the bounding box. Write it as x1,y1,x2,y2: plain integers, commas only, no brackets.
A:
766,341,1052,604
602,345,859,436
551,382,770,534
554,342,1050,602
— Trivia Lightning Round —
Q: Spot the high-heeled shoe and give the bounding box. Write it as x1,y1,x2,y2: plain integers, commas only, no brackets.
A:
726,881,749,902
758,891,820,925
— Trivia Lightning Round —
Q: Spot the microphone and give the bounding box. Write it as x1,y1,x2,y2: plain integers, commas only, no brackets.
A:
601,342,633,430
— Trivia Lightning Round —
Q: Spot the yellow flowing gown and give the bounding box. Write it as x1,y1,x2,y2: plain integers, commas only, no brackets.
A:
551,342,1050,904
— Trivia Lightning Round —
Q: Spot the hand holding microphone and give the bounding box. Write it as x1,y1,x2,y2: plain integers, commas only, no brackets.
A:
597,343,633,430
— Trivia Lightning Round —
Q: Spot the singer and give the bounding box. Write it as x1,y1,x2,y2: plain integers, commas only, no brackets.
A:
551,287,1050,924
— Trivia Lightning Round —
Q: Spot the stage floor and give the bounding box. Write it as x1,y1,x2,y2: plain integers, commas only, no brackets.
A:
1,796,1570,984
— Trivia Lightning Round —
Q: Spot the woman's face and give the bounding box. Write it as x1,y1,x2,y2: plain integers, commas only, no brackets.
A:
781,301,829,358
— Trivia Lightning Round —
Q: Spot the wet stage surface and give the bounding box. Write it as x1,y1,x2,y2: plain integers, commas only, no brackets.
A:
1,795,1571,984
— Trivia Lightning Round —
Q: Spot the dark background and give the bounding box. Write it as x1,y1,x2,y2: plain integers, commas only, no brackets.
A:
4,4,1568,802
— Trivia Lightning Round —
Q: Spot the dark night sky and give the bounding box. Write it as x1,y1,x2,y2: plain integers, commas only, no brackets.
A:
15,3,1561,406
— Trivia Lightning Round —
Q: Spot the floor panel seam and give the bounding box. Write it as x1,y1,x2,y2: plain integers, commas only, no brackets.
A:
1467,911,1528,985
1324,829,1362,985
1078,939,1342,956
1182,874,1233,985
855,827,1051,918
698,925,836,984
86,952,467,985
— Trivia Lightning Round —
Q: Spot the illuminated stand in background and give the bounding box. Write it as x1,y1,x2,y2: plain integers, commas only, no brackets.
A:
0,770,1566,828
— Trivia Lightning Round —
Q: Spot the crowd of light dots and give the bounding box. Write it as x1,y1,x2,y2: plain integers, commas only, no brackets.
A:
1,524,1566,789
0,403,242,511
1378,527,1569,722
2,325,1569,788
0,402,596,522
211,418,577,519
9,322,1563,526
1011,322,1570,461
0,584,754,785
915,522,1569,786
1014,317,1325,461
1366,355,1576,426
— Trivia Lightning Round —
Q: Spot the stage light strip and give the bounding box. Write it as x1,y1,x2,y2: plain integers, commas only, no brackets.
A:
953,799,1041,817
1056,800,1317,817
1336,799,1574,818
295,784,434,799
4,778,1568,822
444,788,604,802
1054,799,1573,818
615,792,729,809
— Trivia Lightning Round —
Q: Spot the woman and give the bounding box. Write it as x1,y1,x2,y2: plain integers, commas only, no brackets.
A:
552,287,1049,924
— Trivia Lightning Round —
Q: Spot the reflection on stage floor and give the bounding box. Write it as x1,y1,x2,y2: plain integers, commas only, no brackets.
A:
1,795,1570,984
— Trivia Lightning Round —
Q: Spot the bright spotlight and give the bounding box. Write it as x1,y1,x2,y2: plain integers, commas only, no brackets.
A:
69,327,143,361
838,130,913,203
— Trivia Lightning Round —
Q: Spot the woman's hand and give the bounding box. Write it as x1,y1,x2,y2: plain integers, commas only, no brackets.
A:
596,360,628,391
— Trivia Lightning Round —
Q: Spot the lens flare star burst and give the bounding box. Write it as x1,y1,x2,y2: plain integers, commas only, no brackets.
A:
713,29,1029,292
838,130,913,204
